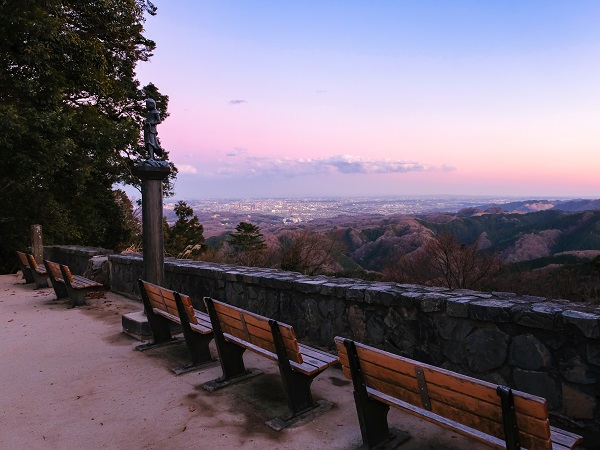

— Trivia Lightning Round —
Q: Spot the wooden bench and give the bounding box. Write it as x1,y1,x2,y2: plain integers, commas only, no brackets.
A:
137,280,214,374
203,297,339,430
335,337,583,450
15,251,35,284
25,253,49,289
43,260,103,307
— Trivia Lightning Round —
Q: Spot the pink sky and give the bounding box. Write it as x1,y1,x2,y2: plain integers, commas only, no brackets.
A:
132,1,600,199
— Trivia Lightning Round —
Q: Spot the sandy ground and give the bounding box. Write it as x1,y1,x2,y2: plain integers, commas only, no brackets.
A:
0,273,494,449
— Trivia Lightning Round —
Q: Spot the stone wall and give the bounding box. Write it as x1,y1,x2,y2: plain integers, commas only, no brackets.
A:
109,253,600,437
45,245,113,276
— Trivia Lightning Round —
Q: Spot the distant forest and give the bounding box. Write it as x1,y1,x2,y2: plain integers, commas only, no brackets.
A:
166,200,600,304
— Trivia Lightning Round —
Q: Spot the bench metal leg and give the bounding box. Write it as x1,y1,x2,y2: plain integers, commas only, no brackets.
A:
344,339,409,450
26,255,49,289
174,294,214,366
65,287,87,308
31,272,49,289
183,331,213,365
270,320,316,416
48,278,69,300
203,297,257,390
17,262,35,284
497,386,521,450
265,319,338,431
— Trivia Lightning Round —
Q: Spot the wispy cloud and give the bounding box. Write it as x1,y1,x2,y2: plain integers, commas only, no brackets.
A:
226,147,247,157
177,164,198,174
229,99,247,105
215,154,444,178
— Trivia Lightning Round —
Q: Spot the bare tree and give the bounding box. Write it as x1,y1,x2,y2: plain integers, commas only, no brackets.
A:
424,231,500,289
384,231,500,290
277,228,340,275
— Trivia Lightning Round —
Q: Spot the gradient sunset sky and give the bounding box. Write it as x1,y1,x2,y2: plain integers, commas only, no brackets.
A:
134,1,600,199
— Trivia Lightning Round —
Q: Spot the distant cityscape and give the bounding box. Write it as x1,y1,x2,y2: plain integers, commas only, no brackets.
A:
163,195,578,237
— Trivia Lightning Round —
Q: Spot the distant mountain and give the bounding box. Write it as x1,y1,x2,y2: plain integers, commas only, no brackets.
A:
552,198,600,212
309,209,600,272
465,198,600,215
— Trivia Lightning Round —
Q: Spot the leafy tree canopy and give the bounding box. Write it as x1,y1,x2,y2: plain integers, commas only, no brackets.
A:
164,201,205,258
228,222,267,253
0,0,173,272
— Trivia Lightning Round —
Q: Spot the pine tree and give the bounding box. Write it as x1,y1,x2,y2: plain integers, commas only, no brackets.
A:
165,201,205,258
228,222,266,253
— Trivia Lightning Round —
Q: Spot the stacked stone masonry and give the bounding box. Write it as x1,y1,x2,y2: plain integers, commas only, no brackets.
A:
45,245,113,277
106,253,600,436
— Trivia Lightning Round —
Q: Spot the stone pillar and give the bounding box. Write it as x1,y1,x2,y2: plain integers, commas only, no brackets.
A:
31,224,43,263
133,160,171,285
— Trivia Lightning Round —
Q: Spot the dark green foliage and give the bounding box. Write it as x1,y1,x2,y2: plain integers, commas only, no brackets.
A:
205,233,229,250
164,201,205,257
0,0,171,272
226,222,267,267
228,222,266,253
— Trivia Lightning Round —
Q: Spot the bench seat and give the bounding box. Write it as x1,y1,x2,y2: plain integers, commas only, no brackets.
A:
24,253,48,289
43,260,102,307
15,251,35,284
335,336,582,450
69,274,102,289
204,297,338,429
138,280,214,373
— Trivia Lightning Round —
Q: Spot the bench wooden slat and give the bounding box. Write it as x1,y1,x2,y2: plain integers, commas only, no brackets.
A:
223,332,329,376
211,300,297,337
550,427,584,449
335,337,582,450
338,354,550,442
212,301,303,364
17,251,30,267
154,308,181,324
45,260,64,282
71,275,102,289
178,294,199,326
190,321,212,335
28,256,46,275
369,386,510,450
337,342,550,445
298,343,339,366
138,280,214,369
139,281,210,331
190,311,212,334
297,347,339,370
144,287,179,318
207,298,337,375
219,319,302,363
337,339,548,420
204,297,339,423
385,390,574,450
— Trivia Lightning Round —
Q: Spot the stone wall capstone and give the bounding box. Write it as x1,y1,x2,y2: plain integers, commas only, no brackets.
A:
45,245,113,276
109,253,600,438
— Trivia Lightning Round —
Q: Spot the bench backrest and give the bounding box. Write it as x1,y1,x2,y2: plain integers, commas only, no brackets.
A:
205,298,303,364
44,260,64,282
335,337,553,450
16,251,30,268
60,264,75,284
26,254,41,271
139,280,198,325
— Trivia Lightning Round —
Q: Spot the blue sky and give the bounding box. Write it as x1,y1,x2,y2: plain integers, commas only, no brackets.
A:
131,1,600,199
